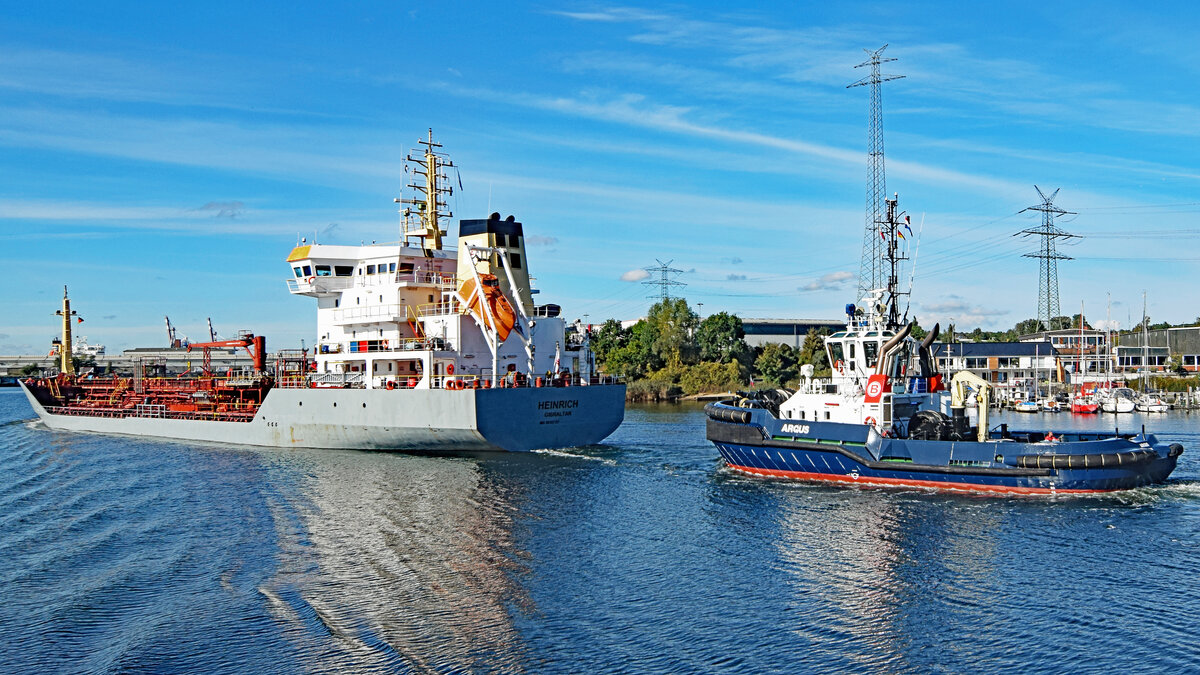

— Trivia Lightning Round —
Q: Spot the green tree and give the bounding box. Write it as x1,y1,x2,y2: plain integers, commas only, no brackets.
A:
20,363,42,377
696,312,752,366
798,328,829,371
1014,318,1043,335
604,320,660,379
590,319,627,367
755,342,799,388
647,298,698,368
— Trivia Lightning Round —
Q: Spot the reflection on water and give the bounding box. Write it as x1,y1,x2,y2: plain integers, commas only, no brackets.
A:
3,393,1200,673
260,450,533,672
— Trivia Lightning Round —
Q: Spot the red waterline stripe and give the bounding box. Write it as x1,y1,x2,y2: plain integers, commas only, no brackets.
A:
726,463,1115,495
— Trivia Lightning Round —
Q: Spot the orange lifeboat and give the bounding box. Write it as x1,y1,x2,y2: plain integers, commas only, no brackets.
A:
459,274,517,341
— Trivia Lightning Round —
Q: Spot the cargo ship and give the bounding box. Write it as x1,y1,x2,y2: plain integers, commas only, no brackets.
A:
21,131,625,452
704,196,1182,494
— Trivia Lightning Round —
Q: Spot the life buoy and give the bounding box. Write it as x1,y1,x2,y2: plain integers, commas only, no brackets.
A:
835,360,845,373
446,363,455,375
865,416,877,426
306,276,315,284
446,379,461,390
386,380,395,390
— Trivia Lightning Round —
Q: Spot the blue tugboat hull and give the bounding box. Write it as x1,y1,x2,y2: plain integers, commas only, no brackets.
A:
706,404,1181,495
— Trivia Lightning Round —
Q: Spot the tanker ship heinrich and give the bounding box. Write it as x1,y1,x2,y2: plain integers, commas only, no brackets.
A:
21,131,626,452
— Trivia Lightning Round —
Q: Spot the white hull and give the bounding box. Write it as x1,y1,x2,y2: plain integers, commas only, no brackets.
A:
22,383,625,452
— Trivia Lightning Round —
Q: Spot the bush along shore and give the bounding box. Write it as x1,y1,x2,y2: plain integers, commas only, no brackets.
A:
587,299,830,403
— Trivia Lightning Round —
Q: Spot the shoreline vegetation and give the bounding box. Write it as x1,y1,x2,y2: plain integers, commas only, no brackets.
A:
595,299,1200,403
589,299,830,404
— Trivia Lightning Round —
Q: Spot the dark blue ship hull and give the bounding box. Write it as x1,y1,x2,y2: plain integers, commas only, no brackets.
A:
706,403,1182,495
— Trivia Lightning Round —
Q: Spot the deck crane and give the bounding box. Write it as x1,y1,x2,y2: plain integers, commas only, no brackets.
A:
186,332,267,376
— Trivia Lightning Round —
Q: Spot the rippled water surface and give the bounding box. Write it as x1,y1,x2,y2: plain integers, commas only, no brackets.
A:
2,389,1199,673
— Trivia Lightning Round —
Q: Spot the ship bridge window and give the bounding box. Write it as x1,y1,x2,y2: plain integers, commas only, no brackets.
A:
335,266,353,276
293,267,303,278
509,233,521,247
400,262,414,274
315,265,332,276
367,264,376,274
828,342,844,365
864,341,879,368
302,265,312,276
509,253,521,269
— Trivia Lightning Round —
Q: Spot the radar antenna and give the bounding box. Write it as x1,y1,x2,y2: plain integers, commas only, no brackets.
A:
396,129,454,255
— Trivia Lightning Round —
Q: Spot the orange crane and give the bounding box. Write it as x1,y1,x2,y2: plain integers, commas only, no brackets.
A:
186,333,266,375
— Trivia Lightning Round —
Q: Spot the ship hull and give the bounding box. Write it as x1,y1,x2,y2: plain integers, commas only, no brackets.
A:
22,382,625,453
706,404,1180,495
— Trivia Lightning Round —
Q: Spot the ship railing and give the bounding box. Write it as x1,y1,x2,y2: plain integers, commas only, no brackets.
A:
308,372,365,388
287,277,354,293
417,300,460,317
432,373,624,390
333,303,404,323
324,337,450,354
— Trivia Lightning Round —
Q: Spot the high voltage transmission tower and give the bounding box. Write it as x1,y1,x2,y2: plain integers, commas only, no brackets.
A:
643,259,685,302
1017,186,1078,331
848,44,904,301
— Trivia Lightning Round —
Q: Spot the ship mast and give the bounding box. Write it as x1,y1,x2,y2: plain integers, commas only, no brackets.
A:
396,129,454,255
55,285,78,375
879,194,909,330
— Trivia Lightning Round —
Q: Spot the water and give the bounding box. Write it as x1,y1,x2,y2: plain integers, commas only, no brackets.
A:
2,388,1199,674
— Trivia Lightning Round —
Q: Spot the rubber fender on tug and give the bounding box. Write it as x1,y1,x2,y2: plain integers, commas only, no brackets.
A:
704,403,752,425
1169,443,1185,458
1015,448,1158,470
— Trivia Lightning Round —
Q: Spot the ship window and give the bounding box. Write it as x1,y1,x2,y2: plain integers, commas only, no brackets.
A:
509,233,520,247
293,267,303,278
335,266,353,276
828,342,844,365
510,253,521,269
848,343,856,359
302,265,312,276
334,299,339,307
863,341,879,367
400,263,414,274
824,411,831,420
356,297,360,305
316,265,332,276
389,263,397,272
367,264,376,274
428,295,434,302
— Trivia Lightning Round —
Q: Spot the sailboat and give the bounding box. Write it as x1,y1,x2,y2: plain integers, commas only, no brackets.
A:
1070,302,1099,414
1135,292,1170,413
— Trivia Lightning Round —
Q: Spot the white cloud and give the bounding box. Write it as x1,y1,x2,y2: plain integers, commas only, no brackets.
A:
800,270,853,291
621,269,650,282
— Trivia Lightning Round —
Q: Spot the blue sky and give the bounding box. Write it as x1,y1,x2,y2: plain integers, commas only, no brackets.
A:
3,2,1199,354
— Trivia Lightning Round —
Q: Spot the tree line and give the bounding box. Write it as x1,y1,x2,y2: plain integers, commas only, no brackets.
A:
589,298,830,400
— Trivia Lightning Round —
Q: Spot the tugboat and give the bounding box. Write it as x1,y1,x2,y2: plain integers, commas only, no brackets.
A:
705,196,1182,494
21,131,626,452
